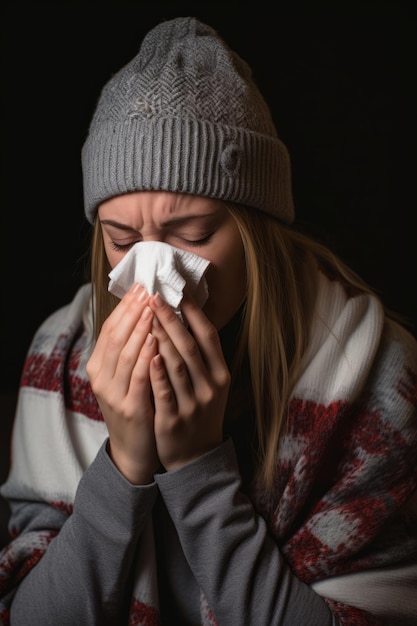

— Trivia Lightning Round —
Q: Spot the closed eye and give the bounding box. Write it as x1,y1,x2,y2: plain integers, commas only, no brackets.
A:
110,241,138,251
181,234,213,247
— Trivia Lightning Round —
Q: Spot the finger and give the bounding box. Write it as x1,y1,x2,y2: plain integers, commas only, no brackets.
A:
179,291,229,386
150,353,177,412
129,331,158,398
149,296,209,394
89,283,149,380
151,317,196,402
114,305,154,395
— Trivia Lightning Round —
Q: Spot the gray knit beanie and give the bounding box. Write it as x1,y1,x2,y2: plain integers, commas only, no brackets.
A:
81,16,294,224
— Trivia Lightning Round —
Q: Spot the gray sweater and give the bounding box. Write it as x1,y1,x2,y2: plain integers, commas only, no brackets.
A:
8,439,337,625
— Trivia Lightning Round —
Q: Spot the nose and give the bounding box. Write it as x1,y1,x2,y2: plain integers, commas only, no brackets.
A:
141,232,164,243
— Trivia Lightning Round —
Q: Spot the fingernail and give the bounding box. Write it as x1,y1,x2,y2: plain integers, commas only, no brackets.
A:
154,292,163,307
145,333,154,347
137,287,147,302
141,306,152,320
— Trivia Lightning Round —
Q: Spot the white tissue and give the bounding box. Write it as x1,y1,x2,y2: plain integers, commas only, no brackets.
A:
108,241,210,318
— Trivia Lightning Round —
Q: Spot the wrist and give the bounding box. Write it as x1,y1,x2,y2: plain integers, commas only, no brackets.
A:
106,440,159,485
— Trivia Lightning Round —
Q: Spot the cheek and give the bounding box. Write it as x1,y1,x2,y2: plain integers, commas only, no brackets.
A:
205,243,239,284
221,246,245,284
203,235,246,326
221,233,245,283
103,243,123,270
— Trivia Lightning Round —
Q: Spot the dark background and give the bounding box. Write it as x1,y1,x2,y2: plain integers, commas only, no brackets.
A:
1,1,416,547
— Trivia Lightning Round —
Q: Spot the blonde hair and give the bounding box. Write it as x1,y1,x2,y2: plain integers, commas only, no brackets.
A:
89,202,384,490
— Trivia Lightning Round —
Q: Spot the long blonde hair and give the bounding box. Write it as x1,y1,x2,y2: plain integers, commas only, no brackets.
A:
89,202,384,490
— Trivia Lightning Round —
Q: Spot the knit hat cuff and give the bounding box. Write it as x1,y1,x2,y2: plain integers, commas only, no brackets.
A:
82,117,294,224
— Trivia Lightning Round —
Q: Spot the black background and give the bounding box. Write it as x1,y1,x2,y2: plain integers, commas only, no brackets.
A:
1,1,416,542
1,1,417,398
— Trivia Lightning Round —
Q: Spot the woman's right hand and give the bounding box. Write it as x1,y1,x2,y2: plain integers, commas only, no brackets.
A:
86,283,159,485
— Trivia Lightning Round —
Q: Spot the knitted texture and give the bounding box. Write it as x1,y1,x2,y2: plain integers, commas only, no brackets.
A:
81,17,294,224
1,275,417,624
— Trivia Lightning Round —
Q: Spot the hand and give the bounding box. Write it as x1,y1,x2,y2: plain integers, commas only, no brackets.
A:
86,283,159,484
149,290,231,471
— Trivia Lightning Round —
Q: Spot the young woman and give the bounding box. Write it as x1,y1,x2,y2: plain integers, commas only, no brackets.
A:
1,16,416,626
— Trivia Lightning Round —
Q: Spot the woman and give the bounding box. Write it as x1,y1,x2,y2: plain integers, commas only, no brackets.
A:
1,16,416,626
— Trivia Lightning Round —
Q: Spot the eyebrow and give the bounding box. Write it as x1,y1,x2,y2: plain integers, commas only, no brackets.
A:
99,219,137,231
100,213,216,230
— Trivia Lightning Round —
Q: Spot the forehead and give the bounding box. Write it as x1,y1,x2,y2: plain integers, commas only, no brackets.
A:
98,191,224,224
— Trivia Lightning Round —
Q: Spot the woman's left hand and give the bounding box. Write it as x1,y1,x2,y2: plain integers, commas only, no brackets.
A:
148,290,231,471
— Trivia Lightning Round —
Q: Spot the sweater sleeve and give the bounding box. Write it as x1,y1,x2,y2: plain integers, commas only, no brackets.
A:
155,438,340,626
3,440,158,626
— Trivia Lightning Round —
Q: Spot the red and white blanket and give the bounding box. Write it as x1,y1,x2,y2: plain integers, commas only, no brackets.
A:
1,273,417,625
